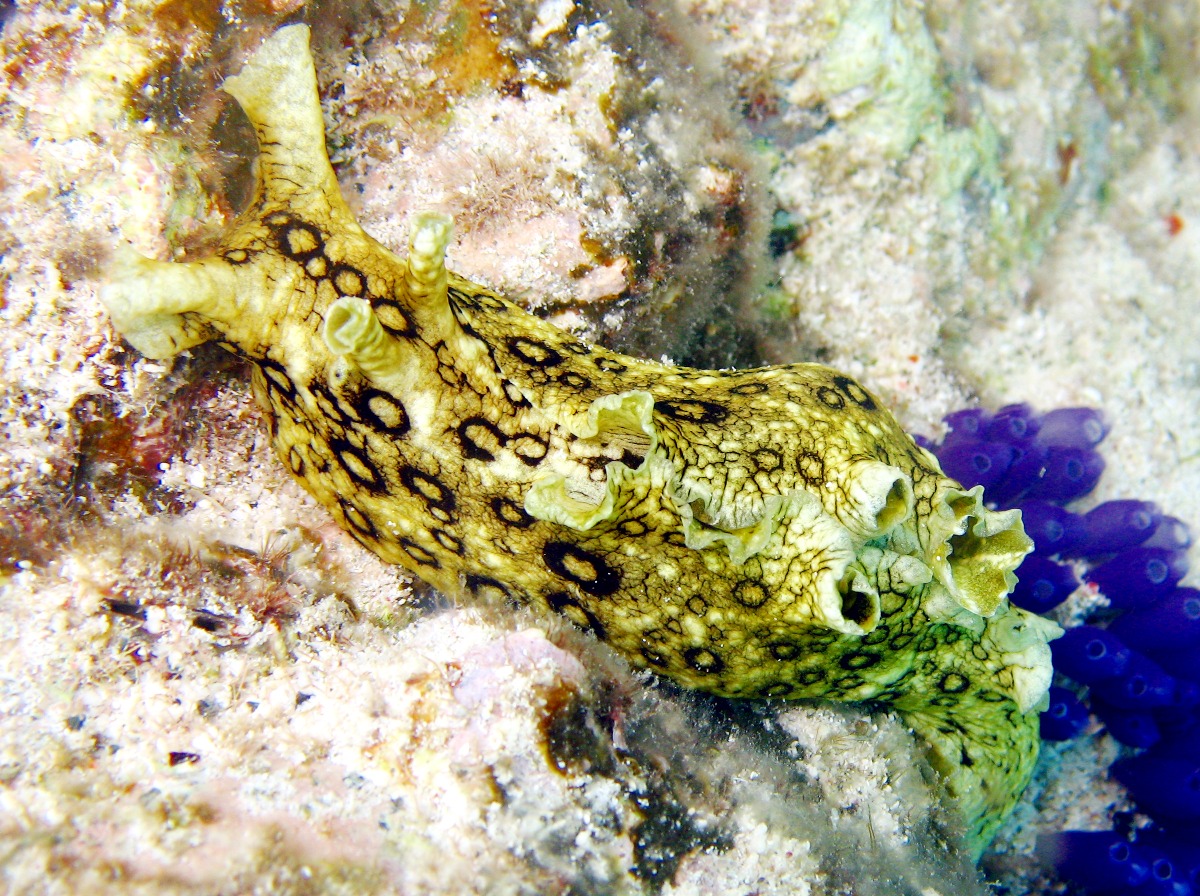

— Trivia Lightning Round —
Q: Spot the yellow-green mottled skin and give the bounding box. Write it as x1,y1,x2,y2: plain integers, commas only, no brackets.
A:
101,25,1060,854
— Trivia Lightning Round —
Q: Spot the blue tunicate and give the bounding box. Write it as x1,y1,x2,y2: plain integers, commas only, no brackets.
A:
1112,754,1200,823
1175,850,1200,893
1091,697,1162,748
1109,588,1200,655
1156,710,1200,753
1010,555,1079,613
1156,727,1200,763
1066,500,1163,558
1022,445,1105,503
1180,681,1200,710
1052,625,1132,684
931,402,1200,867
939,408,990,447
1036,407,1110,449
1040,686,1090,740
1036,830,1149,891
1137,831,1200,894
1090,652,1177,710
988,443,1049,506
1085,548,1189,609
1146,516,1195,552
934,440,1015,491
1156,704,1200,741
1018,500,1083,555
1135,844,1195,896
984,402,1040,444
1172,681,1200,710
1152,648,1200,686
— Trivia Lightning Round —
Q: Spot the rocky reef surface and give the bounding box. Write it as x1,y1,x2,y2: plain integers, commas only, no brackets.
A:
0,1,1196,893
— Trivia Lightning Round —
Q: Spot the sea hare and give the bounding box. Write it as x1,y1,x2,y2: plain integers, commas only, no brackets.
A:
100,24,1059,853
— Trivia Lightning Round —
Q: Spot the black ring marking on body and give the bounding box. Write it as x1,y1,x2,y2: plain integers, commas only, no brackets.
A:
329,435,385,493
287,446,305,476
640,646,669,668
506,336,563,368
330,264,366,297
795,451,825,483
466,573,519,605
940,672,970,693
733,580,770,608
309,382,355,425
839,651,882,671
594,357,627,374
273,218,325,261
510,432,549,467
432,530,465,555
832,374,876,410
398,537,441,569
372,298,418,338
546,591,607,639
654,399,729,425
769,641,800,661
224,247,254,265
490,496,536,529
338,496,378,539
815,385,846,410
683,646,725,675
542,542,620,597
399,467,457,516
456,417,505,462
357,388,410,436
752,448,782,472
556,370,592,391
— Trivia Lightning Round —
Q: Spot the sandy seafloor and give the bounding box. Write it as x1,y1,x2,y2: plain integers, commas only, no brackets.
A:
0,1,1198,894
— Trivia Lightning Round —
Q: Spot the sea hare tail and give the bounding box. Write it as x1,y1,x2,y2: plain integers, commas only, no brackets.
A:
897,693,1041,856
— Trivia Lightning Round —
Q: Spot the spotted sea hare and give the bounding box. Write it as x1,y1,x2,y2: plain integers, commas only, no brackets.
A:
100,24,1059,853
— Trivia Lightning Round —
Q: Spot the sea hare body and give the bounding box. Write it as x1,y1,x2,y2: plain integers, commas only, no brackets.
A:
101,25,1058,853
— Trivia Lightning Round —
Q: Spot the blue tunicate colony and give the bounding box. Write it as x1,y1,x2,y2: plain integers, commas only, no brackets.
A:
922,404,1199,893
